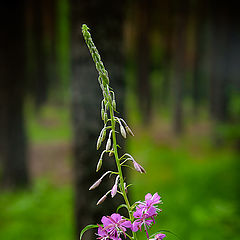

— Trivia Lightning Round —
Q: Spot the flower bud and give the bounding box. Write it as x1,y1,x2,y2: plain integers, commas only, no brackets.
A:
96,194,107,205
111,183,118,198
96,158,102,172
126,126,134,136
89,178,102,190
96,136,102,150
101,128,106,141
106,138,111,151
101,108,105,120
104,113,108,124
112,100,116,110
120,125,127,138
133,160,146,174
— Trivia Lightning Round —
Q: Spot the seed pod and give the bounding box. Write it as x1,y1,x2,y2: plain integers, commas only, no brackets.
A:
96,136,102,150
126,126,134,136
120,125,127,138
106,138,111,151
96,194,107,205
96,158,102,172
89,178,102,190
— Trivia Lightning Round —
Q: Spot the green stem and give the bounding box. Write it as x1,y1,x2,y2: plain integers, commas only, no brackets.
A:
109,106,136,240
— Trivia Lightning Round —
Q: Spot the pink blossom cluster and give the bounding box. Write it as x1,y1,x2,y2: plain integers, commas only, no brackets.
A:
97,193,165,240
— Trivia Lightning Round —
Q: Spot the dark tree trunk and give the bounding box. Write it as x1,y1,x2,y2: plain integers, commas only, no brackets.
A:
172,0,189,135
71,0,126,238
192,0,208,117
0,1,30,189
136,0,152,124
25,0,56,108
209,4,230,122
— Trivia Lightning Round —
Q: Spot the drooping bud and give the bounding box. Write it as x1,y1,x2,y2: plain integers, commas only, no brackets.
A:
112,100,116,110
104,113,108,124
133,160,146,174
89,178,102,190
96,194,107,205
111,176,119,198
111,184,118,198
96,136,102,150
101,108,105,120
126,126,134,136
96,158,102,172
120,125,127,138
101,128,106,141
106,138,111,151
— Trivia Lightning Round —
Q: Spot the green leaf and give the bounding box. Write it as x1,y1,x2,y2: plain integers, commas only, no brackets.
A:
116,204,128,213
79,224,99,240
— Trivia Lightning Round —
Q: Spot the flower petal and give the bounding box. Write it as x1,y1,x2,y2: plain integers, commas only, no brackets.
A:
121,220,132,228
111,213,122,222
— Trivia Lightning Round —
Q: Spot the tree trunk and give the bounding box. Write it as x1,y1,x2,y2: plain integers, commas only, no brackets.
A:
71,0,126,238
136,0,152,124
172,0,189,135
0,1,30,189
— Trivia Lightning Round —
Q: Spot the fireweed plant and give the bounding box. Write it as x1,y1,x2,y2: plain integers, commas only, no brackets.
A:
80,24,166,240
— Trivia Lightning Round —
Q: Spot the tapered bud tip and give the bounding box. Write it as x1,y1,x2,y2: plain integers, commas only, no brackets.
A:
97,137,102,150
96,158,102,172
106,138,111,151
120,125,127,138
89,178,102,190
112,100,116,110
102,129,106,141
101,109,105,120
126,126,134,136
104,113,108,124
96,194,107,205
133,161,146,174
111,184,118,198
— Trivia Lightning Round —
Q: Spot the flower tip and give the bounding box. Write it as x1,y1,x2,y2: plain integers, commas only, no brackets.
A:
126,126,134,136
96,194,107,205
96,158,103,172
120,125,127,138
89,179,102,190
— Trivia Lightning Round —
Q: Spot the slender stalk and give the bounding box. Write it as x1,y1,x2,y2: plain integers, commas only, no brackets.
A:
82,24,137,240
110,106,136,239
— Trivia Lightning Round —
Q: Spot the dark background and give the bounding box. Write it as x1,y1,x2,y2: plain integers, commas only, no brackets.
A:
0,0,240,240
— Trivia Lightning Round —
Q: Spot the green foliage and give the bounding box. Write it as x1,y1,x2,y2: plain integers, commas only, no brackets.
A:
25,103,71,143
0,180,73,240
127,132,240,240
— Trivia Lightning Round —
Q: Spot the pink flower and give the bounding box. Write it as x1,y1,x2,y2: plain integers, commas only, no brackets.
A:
99,213,132,240
155,233,166,239
132,193,162,239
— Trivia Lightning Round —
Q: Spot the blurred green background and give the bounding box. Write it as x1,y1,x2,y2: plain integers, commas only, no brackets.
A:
0,0,240,240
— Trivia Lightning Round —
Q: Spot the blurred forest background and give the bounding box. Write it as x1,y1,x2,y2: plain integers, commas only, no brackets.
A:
0,0,240,240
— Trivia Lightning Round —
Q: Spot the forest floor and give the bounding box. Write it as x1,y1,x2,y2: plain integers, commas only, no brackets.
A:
0,105,239,240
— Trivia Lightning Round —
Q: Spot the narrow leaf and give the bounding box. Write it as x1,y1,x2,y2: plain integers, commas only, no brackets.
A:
80,224,99,240
116,204,128,213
